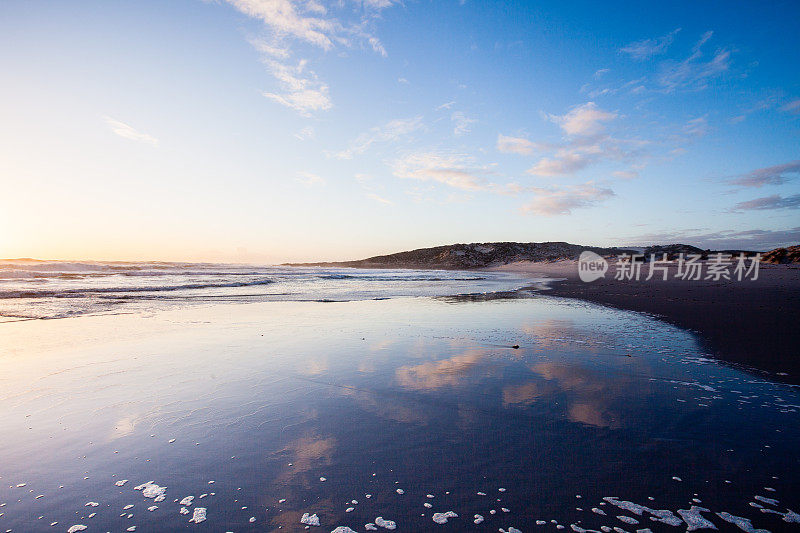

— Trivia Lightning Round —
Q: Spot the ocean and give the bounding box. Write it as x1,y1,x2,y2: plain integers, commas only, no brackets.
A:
0,260,532,320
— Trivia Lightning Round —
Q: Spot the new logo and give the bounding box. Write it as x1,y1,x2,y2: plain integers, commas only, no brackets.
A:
578,251,608,282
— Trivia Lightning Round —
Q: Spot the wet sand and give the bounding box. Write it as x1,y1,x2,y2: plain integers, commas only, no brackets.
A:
490,261,800,383
3,291,800,531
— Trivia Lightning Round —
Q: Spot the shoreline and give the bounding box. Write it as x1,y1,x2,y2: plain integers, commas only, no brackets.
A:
488,260,800,384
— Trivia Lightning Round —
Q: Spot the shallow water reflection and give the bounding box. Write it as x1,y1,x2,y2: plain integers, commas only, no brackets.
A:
1,296,799,532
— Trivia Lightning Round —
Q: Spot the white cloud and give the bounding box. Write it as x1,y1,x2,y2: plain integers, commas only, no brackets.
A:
249,37,291,59
501,104,651,179
528,150,596,176
496,134,543,156
227,0,397,115
227,0,339,50
334,116,423,159
366,192,392,204
360,0,399,9
522,183,614,215
388,147,616,215
296,171,325,187
451,111,476,136
294,125,315,140
392,152,487,191
548,102,617,137
436,101,456,110
261,59,332,115
104,116,158,146
620,28,680,60
526,137,637,177
612,169,639,180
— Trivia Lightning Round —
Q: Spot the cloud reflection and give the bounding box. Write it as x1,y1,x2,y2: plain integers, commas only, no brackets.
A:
503,362,636,428
394,349,488,390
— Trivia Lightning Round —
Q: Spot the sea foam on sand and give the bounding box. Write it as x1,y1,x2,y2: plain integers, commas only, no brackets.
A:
134,481,166,501
189,507,207,523
677,506,716,531
717,512,768,532
602,497,682,526
374,516,396,529
301,512,320,526
432,511,458,524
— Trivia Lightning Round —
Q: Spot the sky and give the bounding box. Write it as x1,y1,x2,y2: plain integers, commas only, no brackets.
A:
1,0,799,263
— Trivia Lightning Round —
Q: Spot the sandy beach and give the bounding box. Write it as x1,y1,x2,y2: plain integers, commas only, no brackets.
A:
3,263,800,531
491,261,800,383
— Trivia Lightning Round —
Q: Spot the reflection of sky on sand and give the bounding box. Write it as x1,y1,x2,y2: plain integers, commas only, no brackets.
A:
1,297,799,532
525,362,637,428
394,349,489,390
519,318,621,354
389,317,642,428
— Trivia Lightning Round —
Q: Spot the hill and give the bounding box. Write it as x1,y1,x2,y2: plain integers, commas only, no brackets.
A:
284,241,782,270
285,241,639,270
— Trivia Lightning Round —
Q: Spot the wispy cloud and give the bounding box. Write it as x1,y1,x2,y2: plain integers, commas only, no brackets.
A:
104,116,158,146
229,0,340,50
229,0,397,51
592,31,733,97
390,148,617,215
522,183,615,215
496,134,545,156
261,59,331,115
528,149,598,176
727,160,800,188
612,170,639,180
333,116,424,159
295,171,325,187
392,152,488,191
548,102,617,137
294,125,315,140
781,98,800,114
497,104,649,179
523,103,648,178
249,38,291,59
682,115,709,137
620,28,680,60
731,194,800,211
366,192,392,204
626,227,800,251
451,111,476,136
657,31,731,92
227,0,397,115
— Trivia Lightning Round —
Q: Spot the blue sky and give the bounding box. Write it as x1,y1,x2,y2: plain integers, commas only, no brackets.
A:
1,0,798,262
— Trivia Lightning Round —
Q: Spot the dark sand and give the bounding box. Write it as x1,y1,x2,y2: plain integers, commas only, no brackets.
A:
491,260,800,383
